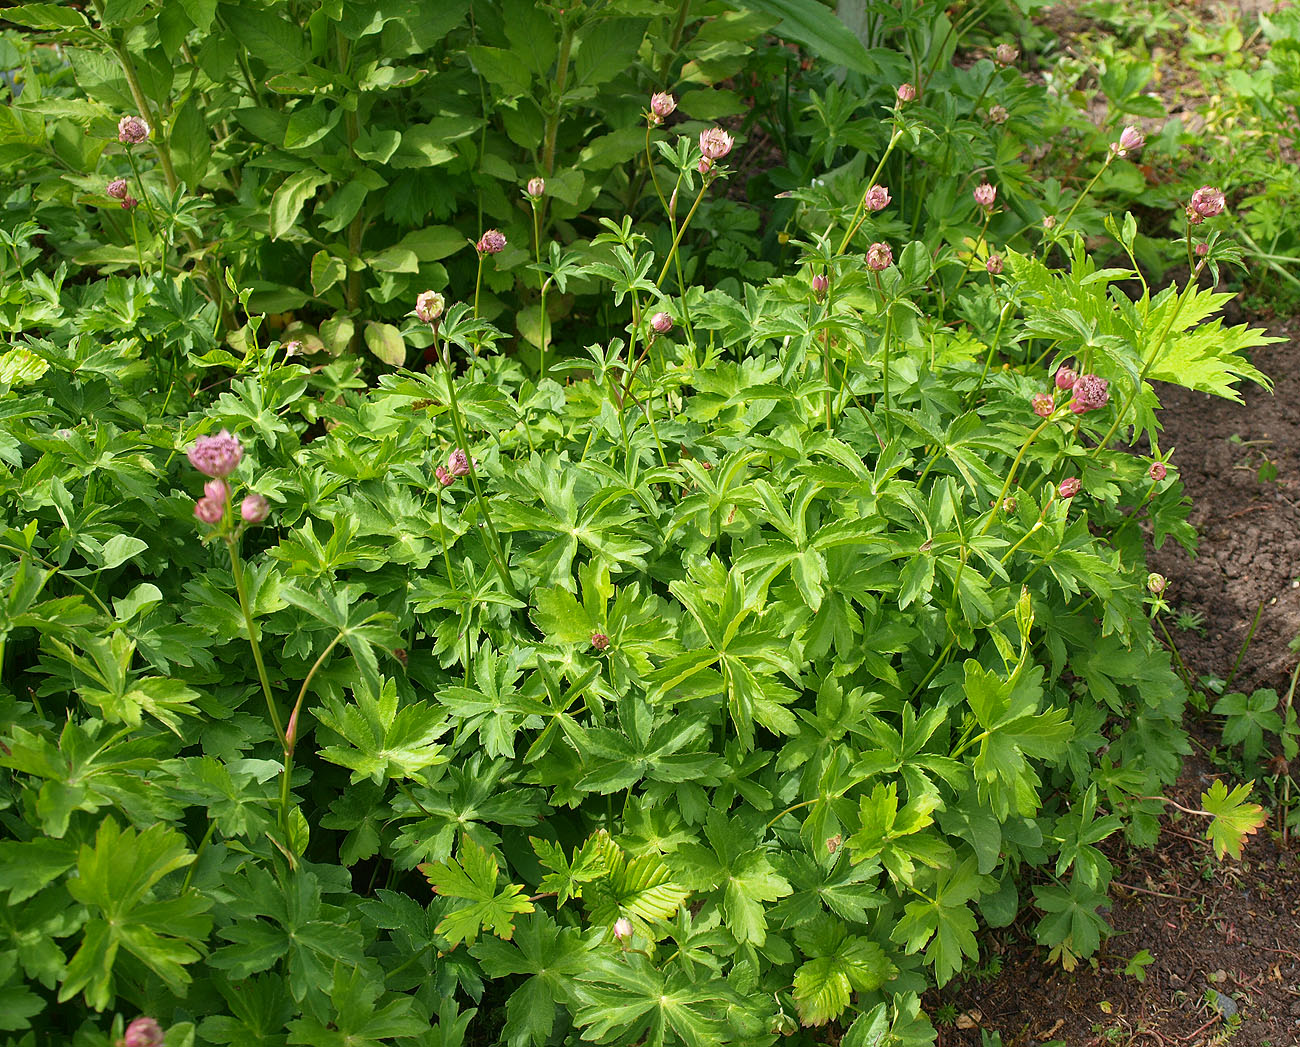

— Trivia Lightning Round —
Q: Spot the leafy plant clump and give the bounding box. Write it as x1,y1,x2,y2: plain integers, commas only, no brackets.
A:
0,1,1279,1046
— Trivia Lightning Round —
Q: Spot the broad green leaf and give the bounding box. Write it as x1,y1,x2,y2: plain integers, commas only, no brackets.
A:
420,836,534,947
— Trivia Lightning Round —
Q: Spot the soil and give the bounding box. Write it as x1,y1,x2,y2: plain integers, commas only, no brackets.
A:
922,321,1300,1046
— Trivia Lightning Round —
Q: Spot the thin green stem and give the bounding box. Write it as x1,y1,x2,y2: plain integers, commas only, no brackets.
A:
227,540,286,745
838,126,904,254
656,181,709,288
1057,154,1113,234
980,415,1059,537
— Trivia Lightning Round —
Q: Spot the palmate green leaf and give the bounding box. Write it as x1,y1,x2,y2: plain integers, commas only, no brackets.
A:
572,953,737,1047
59,818,213,1010
286,962,427,1046
889,856,987,986
420,836,535,947
1200,780,1267,860
531,834,610,908
314,676,450,784
769,850,886,927
1032,877,1111,970
583,836,690,935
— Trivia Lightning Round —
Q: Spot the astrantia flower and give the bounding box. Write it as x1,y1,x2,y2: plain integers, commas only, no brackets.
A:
973,182,997,210
240,494,269,523
995,43,1019,65
866,242,893,271
897,82,916,103
187,429,243,477
117,115,150,145
613,917,632,940
989,104,1008,124
1055,366,1077,391
204,478,229,503
123,1017,164,1047
476,229,506,255
699,127,734,161
1189,185,1225,219
1149,461,1167,481
1195,242,1209,257
415,290,445,324
1032,393,1054,418
435,466,455,487
446,449,470,477
106,178,128,200
1111,124,1145,158
591,632,610,651
650,311,673,334
1058,477,1081,498
526,176,545,199
649,91,676,122
121,195,139,210
986,253,1003,275
1147,572,1167,595
1069,373,1110,414
812,273,828,299
864,184,891,212
193,497,223,524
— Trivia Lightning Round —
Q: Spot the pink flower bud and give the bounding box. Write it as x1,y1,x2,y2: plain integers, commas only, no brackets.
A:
649,92,676,121
1055,366,1077,390
864,184,891,212
447,449,471,477
591,632,610,651
194,497,223,524
285,704,300,752
698,127,734,161
812,273,828,300
989,105,1008,124
613,917,632,940
1058,477,1081,499
204,478,229,503
283,339,303,358
1068,373,1110,414
650,311,673,334
106,178,129,200
897,82,916,103
1195,242,1209,257
696,157,713,176
240,494,269,523
973,182,997,210
123,1017,164,1047
866,242,893,271
117,115,150,145
1111,125,1145,158
1149,461,1167,481
986,253,1003,275
1032,393,1054,418
1147,572,1167,595
1189,185,1225,219
187,429,243,477
121,195,139,210
476,229,506,255
435,466,455,487
995,43,1019,65
415,290,445,324
526,177,545,199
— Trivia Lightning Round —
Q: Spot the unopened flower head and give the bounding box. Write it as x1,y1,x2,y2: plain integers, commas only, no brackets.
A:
526,176,545,199
1042,215,1057,230
107,178,128,200
696,157,713,176
986,252,1003,275
240,493,269,523
193,497,223,524
649,91,676,122
897,82,916,103
476,229,506,255
973,182,997,210
699,127,734,161
1195,242,1209,257
415,290,445,324
204,478,229,503
995,43,1019,65
1189,185,1225,219
187,429,243,477
1058,477,1081,499
1002,497,1018,514
123,1017,165,1047
1055,365,1077,390
1149,461,1167,481
650,311,673,335
1069,373,1110,414
866,241,893,271
117,115,150,145
1032,392,1054,418
283,339,303,358
989,104,1008,124
613,917,632,940
864,184,891,212
435,466,455,487
812,273,828,300
447,448,470,477
1147,572,1167,595
121,195,139,210
591,632,610,651
1111,124,1145,158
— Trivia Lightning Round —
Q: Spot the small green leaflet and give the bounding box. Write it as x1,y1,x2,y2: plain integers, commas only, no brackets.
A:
420,835,534,947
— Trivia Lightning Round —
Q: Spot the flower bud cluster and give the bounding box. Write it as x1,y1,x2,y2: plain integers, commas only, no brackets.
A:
187,430,270,531
436,448,473,488
1186,185,1225,224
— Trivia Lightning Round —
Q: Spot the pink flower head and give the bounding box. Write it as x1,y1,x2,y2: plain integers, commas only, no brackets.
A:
1031,393,1054,418
1055,366,1077,391
973,182,997,211
613,916,632,940
864,184,891,212
106,178,129,200
117,115,150,145
696,157,713,176
699,127,734,161
649,92,676,122
1189,185,1225,219
447,448,470,477
283,339,303,358
812,273,828,299
240,494,269,524
995,43,1019,65
986,252,1003,275
476,229,506,255
650,311,673,335
897,82,916,103
121,195,139,210
1147,572,1167,595
1058,477,1081,499
526,176,545,199
1042,215,1057,230
193,497,223,524
1195,242,1209,257
435,466,455,487
187,429,243,477
1069,373,1110,414
989,105,1008,124
591,632,610,651
866,242,893,272
1111,125,1145,158
1149,461,1167,481
123,1017,164,1047
204,478,229,503
415,290,445,325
